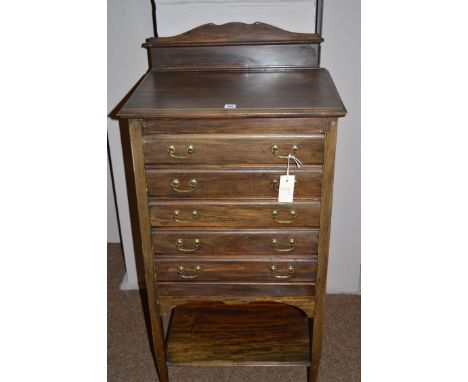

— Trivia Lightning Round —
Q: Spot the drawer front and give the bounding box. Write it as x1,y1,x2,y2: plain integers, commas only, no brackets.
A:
146,167,322,199
157,283,316,297
142,117,327,135
155,258,317,283
152,229,319,256
149,201,321,228
142,135,324,165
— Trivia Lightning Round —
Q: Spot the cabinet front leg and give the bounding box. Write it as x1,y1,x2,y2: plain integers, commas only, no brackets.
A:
308,314,323,382
151,314,169,382
128,120,169,382
308,119,337,382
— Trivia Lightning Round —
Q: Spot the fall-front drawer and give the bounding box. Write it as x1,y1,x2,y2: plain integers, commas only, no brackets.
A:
155,258,317,283
142,134,324,165
152,228,319,256
145,167,322,199
149,200,321,228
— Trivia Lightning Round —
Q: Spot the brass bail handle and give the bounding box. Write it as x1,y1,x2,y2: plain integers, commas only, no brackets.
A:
167,144,194,159
270,265,295,279
175,238,201,252
271,144,298,159
171,178,198,193
173,209,199,223
177,265,202,279
271,238,296,252
271,209,296,224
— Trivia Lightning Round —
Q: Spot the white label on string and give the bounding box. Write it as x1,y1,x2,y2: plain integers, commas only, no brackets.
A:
277,154,301,203
278,175,295,203
224,104,236,109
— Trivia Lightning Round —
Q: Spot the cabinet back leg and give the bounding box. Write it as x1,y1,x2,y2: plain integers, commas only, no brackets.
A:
151,315,169,382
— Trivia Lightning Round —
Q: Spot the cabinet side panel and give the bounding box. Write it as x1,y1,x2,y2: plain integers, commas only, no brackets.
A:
128,119,169,382
309,119,338,382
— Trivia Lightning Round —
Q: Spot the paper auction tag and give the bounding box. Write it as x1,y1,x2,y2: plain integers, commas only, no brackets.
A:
278,175,295,203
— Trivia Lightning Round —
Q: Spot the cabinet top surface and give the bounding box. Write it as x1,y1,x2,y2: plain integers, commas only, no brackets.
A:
116,68,346,118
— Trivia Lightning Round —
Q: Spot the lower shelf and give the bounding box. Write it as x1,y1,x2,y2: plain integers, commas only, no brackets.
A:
166,301,311,367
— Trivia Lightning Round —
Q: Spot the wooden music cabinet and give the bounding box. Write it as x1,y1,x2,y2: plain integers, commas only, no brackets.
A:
116,22,346,382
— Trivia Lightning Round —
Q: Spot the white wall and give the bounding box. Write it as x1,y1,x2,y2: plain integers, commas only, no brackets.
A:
321,0,361,293
156,0,316,36
107,155,120,243
107,0,361,293
107,0,154,288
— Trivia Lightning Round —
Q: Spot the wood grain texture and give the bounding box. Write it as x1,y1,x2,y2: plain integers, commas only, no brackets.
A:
157,283,316,316
148,200,321,228
144,22,322,47
158,295,315,318
155,257,317,283
149,44,319,71
116,69,346,119
157,282,315,299
309,119,338,382
142,117,327,135
128,120,169,382
166,301,311,366
116,22,346,380
145,167,322,199
152,228,319,256
142,134,323,165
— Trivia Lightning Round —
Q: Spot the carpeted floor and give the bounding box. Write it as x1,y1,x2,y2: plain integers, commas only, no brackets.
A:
108,243,360,382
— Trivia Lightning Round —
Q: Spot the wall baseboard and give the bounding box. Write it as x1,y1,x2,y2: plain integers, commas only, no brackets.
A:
119,273,143,291
327,290,361,295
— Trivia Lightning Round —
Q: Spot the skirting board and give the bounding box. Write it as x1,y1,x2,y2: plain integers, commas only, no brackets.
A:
120,272,145,291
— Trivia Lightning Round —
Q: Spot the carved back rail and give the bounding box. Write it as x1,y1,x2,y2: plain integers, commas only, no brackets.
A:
144,22,323,71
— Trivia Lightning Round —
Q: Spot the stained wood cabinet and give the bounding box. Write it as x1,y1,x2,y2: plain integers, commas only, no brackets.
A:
117,22,346,382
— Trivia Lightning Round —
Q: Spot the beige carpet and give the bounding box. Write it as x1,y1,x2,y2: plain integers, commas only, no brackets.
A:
108,243,360,381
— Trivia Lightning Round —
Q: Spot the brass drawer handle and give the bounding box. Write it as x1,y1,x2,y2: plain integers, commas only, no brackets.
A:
271,144,298,159
177,265,202,279
167,144,194,159
176,238,200,252
271,209,296,224
270,265,295,279
173,209,199,223
271,238,296,252
171,178,198,193
272,178,298,192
